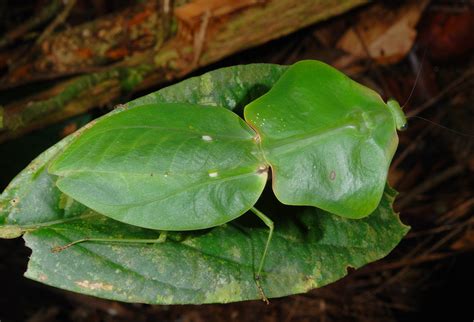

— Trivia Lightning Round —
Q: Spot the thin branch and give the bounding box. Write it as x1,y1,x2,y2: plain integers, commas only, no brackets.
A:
0,0,63,49
36,0,77,45
407,67,474,117
396,164,465,209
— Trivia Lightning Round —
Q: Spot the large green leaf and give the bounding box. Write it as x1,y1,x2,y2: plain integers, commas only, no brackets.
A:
245,60,398,219
0,63,408,304
49,103,267,230
23,187,407,304
127,63,287,109
0,135,88,238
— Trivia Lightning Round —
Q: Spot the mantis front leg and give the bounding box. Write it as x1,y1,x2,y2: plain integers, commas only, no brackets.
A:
51,231,168,253
250,207,274,304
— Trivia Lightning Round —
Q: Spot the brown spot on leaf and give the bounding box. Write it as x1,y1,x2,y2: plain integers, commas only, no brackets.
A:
38,274,48,281
76,280,113,291
10,197,19,206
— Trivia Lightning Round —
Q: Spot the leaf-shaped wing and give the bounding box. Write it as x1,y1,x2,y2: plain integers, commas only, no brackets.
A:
245,60,398,218
49,103,267,230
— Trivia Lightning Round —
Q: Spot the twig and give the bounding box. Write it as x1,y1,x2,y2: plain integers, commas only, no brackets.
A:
436,197,474,225
0,1,161,90
36,0,77,45
396,164,465,209
424,227,468,255
370,224,466,294
192,9,211,68
391,125,430,170
406,217,474,238
1,0,76,85
362,251,463,273
407,67,474,117
357,233,436,284
391,109,448,170
0,0,62,49
360,197,473,284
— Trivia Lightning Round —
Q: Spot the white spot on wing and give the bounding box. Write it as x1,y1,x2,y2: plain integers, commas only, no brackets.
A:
202,135,213,141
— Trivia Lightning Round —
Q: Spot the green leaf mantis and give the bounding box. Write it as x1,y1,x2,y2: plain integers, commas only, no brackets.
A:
43,60,406,301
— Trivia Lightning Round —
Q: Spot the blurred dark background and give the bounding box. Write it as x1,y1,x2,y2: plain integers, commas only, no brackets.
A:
0,1,473,321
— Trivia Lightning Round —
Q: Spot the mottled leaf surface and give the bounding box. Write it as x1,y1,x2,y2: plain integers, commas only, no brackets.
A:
0,136,89,238
127,64,287,110
24,187,407,304
245,60,398,218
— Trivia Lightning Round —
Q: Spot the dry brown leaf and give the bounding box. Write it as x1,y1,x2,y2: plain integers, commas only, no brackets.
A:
336,1,429,65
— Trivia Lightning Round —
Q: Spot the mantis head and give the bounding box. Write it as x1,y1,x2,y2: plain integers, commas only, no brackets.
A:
387,99,408,131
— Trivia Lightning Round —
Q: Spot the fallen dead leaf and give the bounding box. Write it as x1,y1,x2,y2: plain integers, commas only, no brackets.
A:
335,1,429,65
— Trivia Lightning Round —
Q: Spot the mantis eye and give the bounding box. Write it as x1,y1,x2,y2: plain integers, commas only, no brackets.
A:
398,123,408,131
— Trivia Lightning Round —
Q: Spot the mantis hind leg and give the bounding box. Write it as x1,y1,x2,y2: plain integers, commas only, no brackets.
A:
250,207,274,304
51,231,168,253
